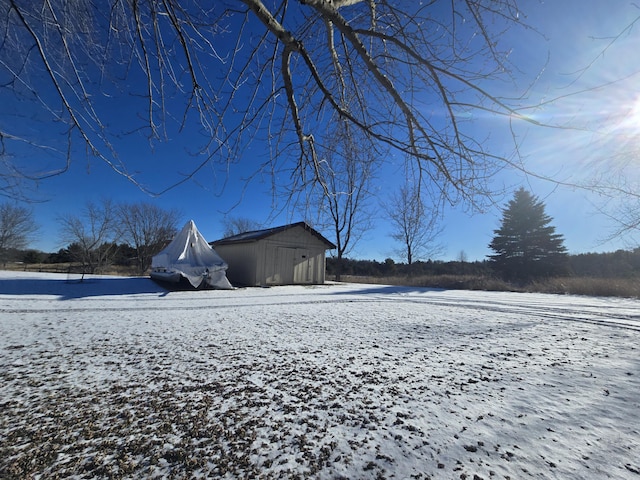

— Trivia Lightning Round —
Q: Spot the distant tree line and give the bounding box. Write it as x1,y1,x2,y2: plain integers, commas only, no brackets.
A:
10,244,640,281
3,189,640,283
0,200,181,276
326,258,491,278
569,249,640,278
328,188,639,282
326,250,640,280
15,243,138,268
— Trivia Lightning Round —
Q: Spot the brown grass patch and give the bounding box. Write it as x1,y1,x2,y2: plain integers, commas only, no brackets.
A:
334,274,640,298
528,277,640,298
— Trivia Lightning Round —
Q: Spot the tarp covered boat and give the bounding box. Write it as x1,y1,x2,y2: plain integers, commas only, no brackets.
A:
150,220,233,289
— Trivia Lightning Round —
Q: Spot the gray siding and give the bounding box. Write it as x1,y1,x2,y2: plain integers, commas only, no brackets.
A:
215,243,259,286
260,226,328,285
215,224,331,286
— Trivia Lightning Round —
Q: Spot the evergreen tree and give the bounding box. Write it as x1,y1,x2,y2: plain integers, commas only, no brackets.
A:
489,188,568,282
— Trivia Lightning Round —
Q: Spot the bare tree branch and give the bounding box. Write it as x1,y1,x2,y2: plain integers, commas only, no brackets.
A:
3,0,635,221
116,202,181,273
383,183,444,264
58,199,119,275
0,202,39,264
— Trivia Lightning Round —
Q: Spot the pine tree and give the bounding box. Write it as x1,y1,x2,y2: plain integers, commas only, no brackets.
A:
488,188,568,282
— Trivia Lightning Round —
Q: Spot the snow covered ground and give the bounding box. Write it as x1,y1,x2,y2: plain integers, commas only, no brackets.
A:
1,270,639,479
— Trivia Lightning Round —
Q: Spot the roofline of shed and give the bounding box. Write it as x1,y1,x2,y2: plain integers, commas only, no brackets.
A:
211,221,337,249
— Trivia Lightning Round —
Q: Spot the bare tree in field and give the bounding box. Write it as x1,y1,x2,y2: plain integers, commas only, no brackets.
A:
314,118,376,281
117,202,181,274
59,200,118,277
0,202,38,265
222,217,261,238
384,184,443,265
1,0,538,205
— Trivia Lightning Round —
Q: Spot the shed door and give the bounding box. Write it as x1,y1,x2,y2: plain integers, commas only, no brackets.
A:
293,248,313,284
265,247,313,284
279,247,295,284
264,246,295,285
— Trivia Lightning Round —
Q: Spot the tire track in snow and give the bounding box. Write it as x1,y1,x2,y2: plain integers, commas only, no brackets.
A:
3,290,639,331
377,295,640,332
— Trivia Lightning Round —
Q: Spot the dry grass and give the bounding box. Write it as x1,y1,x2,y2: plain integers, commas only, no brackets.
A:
335,274,640,298
528,277,640,298
336,274,513,291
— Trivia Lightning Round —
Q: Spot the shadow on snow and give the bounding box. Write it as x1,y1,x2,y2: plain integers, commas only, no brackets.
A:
0,276,170,300
330,284,446,296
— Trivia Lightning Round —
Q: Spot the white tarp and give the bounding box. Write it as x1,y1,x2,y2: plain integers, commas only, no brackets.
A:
151,220,233,289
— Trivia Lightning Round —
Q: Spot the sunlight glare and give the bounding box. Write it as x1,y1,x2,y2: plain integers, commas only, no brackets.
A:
623,94,640,131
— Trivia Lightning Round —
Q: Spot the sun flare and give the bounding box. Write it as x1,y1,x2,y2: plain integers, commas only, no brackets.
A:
625,95,640,130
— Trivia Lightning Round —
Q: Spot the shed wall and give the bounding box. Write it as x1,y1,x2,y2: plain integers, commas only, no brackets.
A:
258,226,329,285
215,225,331,286
214,243,258,286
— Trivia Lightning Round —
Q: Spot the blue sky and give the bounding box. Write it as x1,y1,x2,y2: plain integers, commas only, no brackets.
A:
8,1,640,261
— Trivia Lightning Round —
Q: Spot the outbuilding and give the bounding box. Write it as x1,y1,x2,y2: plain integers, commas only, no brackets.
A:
211,222,336,286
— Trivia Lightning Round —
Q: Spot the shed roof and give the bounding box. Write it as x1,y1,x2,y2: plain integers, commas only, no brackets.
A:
212,221,336,249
